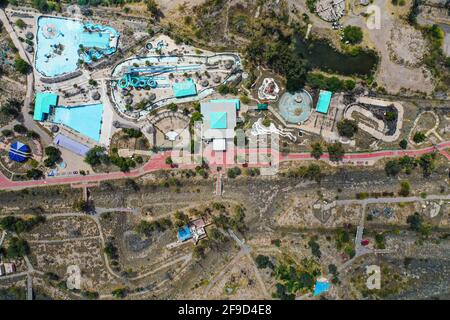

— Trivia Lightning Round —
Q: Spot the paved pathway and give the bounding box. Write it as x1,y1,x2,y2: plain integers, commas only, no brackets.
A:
0,9,52,146
1,140,450,191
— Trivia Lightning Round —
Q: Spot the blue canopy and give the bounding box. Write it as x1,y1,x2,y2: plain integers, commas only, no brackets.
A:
9,141,31,163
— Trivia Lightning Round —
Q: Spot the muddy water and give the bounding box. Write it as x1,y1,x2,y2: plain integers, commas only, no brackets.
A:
294,35,379,77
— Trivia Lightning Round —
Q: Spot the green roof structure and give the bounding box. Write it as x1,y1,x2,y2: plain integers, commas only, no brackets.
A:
209,99,240,111
257,103,268,110
316,90,332,114
172,78,197,98
34,92,59,121
210,111,227,129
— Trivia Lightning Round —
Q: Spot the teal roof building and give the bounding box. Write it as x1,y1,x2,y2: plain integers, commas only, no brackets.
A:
34,92,59,121
210,111,228,129
209,99,240,111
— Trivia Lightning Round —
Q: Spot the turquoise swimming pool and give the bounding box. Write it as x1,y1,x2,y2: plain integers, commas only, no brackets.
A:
53,103,104,142
35,16,119,77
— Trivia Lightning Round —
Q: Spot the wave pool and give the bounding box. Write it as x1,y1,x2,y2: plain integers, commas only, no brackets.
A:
52,103,104,142
35,16,119,77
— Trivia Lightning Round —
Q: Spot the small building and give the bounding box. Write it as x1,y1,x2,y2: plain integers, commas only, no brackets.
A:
190,218,207,243
257,103,268,110
34,92,59,121
177,218,207,244
4,263,16,274
0,264,5,277
172,78,197,98
8,141,31,163
316,90,332,114
54,134,90,157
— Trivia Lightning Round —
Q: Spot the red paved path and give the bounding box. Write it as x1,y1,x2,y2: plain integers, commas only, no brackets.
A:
1,141,449,190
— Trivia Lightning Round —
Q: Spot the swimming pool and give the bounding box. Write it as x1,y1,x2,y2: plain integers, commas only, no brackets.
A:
53,103,104,142
278,90,313,124
35,16,119,77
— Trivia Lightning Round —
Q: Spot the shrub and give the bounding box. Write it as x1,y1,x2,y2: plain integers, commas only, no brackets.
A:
227,166,242,179
337,119,358,138
13,124,27,134
399,139,408,149
310,142,323,159
327,142,345,162
399,180,411,197
413,131,426,143
14,57,30,74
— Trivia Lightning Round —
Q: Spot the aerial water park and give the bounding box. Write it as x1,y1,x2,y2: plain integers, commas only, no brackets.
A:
110,43,242,120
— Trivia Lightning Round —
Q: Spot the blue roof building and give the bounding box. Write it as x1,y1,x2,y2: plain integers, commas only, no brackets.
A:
177,226,193,242
8,141,31,163
54,134,90,157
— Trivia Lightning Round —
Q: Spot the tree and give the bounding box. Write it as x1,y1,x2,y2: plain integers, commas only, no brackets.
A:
227,167,241,179
0,98,22,118
14,57,31,74
44,146,61,167
385,160,401,177
308,238,321,258
193,242,207,260
407,212,423,231
274,283,295,300
255,255,274,269
167,103,178,112
104,242,118,259
85,146,107,166
343,26,363,44
399,180,411,197
310,142,323,159
32,0,49,13
399,139,408,149
418,153,436,177
26,169,43,180
13,124,27,134
122,128,142,138
6,237,30,258
165,156,173,166
146,0,159,17
337,119,358,138
327,142,345,162
15,19,26,29
328,264,338,275
111,287,127,299
2,129,13,137
190,111,203,124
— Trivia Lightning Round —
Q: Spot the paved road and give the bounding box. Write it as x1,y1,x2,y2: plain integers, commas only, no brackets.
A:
1,140,450,191
0,9,52,146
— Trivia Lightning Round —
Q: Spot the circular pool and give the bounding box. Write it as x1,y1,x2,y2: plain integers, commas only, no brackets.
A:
278,90,313,124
